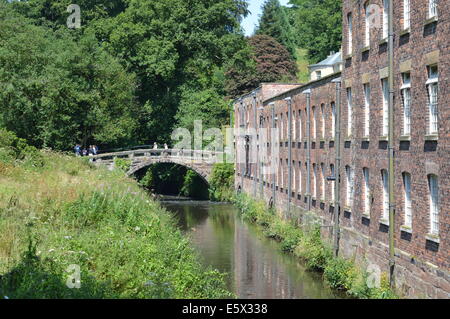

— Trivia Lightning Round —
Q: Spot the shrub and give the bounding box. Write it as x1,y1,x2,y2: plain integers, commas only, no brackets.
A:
209,163,234,202
294,227,332,271
324,257,357,291
114,157,131,172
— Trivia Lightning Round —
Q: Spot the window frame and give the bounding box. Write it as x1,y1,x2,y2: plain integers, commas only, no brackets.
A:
403,172,412,228
428,174,439,236
363,83,370,138
401,72,411,136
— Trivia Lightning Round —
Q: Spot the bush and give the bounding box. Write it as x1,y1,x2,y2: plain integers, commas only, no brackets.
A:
324,257,357,291
114,157,131,172
0,129,44,168
209,163,234,202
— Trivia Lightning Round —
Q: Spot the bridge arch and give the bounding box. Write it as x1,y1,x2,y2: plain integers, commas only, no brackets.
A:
127,158,210,185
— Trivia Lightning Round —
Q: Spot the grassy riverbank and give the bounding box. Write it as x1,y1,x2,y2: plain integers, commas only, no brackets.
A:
233,193,399,299
0,130,231,299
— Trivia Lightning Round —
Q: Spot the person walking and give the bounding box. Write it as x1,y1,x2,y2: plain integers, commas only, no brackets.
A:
74,144,81,157
93,145,98,156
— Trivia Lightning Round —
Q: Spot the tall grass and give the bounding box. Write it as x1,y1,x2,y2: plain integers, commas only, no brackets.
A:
0,137,232,298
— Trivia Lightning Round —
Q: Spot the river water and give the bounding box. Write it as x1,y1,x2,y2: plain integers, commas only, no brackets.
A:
161,200,344,299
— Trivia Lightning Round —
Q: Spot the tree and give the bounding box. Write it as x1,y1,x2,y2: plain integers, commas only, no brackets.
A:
225,35,298,98
256,0,296,56
0,7,137,150
290,0,342,63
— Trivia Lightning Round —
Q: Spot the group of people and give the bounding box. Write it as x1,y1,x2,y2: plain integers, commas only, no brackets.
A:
74,144,99,157
152,142,169,150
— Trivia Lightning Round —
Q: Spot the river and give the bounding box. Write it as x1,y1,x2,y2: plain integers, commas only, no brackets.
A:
161,200,344,299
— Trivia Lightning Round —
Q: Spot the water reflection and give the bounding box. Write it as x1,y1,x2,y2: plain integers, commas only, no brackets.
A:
162,201,343,299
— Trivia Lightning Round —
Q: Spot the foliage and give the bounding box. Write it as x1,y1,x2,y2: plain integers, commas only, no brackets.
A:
256,0,296,56
209,163,235,202
225,35,298,98
1,0,250,149
181,169,209,200
175,89,230,134
113,157,132,172
294,226,333,271
0,133,232,298
324,257,357,291
0,129,44,168
0,6,137,150
289,0,342,63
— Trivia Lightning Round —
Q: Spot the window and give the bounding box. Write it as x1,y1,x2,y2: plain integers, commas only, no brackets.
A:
280,113,284,140
293,111,296,141
280,159,284,188
363,83,370,137
321,104,325,139
321,163,325,200
427,65,439,135
429,0,438,18
298,162,302,193
331,102,336,138
382,78,389,136
381,169,389,222
316,70,322,79
364,2,370,47
401,72,411,136
346,166,354,208
330,164,335,202
403,173,412,228
347,13,353,54
293,161,296,191
347,88,352,137
298,110,302,140
404,0,410,29
382,0,388,39
313,164,317,198
363,168,370,215
428,175,439,235
286,112,288,140
312,106,317,139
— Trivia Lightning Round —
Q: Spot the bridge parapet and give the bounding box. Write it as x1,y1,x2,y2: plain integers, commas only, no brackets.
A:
92,149,226,181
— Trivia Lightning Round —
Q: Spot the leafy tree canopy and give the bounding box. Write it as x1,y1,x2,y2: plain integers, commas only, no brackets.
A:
0,5,137,150
225,35,298,99
256,0,296,56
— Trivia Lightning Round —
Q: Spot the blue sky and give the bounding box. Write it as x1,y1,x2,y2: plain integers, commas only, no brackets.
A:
241,0,292,36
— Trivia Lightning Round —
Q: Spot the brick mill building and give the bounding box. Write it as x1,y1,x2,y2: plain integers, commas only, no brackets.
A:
234,0,449,298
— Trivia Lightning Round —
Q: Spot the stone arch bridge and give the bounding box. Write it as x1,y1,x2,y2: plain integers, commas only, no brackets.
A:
92,149,225,183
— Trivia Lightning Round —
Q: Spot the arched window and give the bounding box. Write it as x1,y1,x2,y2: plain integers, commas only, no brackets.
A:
429,0,437,18
330,164,335,202
428,174,439,235
404,0,410,29
364,83,370,137
347,13,353,54
346,166,354,208
312,106,317,139
331,102,336,138
363,168,370,215
403,172,412,228
364,2,370,47
381,169,389,222
321,163,325,200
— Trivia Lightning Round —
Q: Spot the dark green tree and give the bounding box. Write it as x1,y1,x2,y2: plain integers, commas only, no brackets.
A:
0,7,137,150
256,0,296,56
225,35,298,99
290,0,342,63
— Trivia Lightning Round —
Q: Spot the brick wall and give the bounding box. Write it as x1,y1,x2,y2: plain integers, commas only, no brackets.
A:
233,0,449,298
